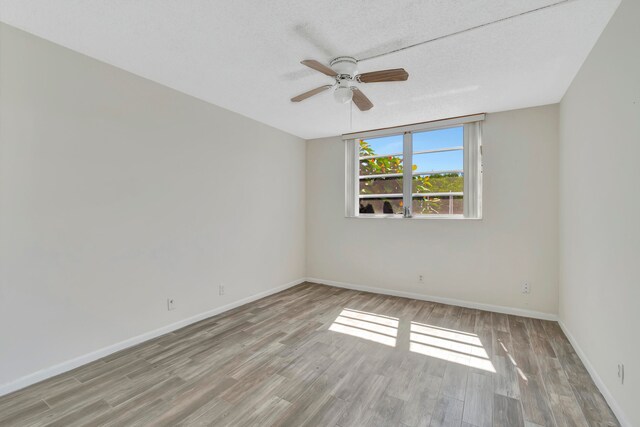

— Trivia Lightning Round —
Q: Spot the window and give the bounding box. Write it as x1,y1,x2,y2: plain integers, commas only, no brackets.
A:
345,115,483,219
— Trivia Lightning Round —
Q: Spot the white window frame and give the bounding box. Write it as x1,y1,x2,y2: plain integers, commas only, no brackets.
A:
345,114,484,219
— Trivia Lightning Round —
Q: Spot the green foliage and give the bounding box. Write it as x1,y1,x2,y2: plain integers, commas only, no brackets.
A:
359,139,405,195
359,139,461,214
426,173,464,193
359,139,433,196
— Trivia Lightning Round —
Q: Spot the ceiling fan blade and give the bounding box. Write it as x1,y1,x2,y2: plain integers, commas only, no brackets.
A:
356,68,409,83
352,88,373,111
301,59,338,77
290,85,333,102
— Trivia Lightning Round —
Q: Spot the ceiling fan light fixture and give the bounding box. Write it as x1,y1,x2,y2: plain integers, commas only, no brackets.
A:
334,85,353,104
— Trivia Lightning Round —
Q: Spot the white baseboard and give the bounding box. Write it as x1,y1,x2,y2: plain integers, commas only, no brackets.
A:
558,321,631,427
307,277,558,321
0,278,306,397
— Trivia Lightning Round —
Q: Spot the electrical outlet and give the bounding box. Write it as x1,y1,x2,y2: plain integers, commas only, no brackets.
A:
418,275,424,283
618,363,625,384
167,298,176,311
219,284,225,296
521,283,531,294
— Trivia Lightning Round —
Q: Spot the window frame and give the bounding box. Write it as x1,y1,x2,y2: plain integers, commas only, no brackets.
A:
345,114,483,219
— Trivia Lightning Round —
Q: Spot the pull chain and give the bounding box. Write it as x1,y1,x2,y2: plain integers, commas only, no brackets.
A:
349,99,353,130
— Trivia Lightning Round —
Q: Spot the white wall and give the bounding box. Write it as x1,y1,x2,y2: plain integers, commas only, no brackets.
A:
0,23,306,390
307,105,559,316
558,0,639,424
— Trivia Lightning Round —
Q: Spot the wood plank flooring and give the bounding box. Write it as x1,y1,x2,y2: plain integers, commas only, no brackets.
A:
0,283,620,426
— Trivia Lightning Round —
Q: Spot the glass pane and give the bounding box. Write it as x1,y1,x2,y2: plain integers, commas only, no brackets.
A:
412,173,464,194
412,126,463,152
359,155,404,177
359,134,403,158
359,197,403,215
410,126,465,216
412,151,463,174
360,176,403,195
412,195,463,215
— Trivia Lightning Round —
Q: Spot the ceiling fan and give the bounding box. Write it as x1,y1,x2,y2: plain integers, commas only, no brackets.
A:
290,56,408,111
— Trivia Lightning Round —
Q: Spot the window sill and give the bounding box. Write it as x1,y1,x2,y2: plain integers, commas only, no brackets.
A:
347,214,482,220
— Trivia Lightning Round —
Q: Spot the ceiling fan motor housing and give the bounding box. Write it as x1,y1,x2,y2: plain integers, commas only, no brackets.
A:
330,56,358,77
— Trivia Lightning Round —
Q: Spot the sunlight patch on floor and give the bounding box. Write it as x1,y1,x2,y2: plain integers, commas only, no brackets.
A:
328,309,496,371
498,338,528,381
329,308,398,347
410,321,495,372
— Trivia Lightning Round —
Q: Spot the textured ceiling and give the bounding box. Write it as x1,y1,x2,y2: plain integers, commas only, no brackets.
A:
0,0,620,139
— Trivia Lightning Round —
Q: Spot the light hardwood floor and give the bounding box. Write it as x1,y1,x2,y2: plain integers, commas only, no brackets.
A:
0,283,619,426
